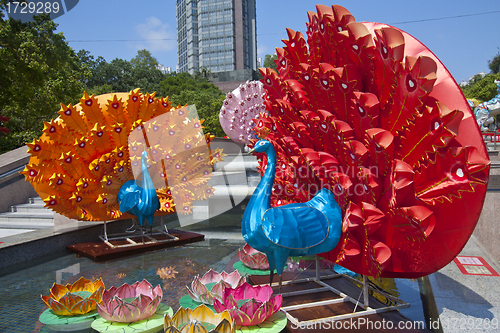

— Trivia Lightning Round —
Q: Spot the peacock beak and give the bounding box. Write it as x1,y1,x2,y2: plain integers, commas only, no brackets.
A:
247,148,256,155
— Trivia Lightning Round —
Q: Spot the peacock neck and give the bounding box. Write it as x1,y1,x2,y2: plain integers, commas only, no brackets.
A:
141,152,155,191
243,144,276,236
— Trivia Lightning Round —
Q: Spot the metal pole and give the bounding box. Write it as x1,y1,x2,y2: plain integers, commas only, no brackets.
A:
103,221,108,241
315,255,320,281
363,275,369,309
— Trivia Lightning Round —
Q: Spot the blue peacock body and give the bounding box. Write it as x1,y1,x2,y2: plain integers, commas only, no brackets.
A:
242,140,343,276
117,150,160,227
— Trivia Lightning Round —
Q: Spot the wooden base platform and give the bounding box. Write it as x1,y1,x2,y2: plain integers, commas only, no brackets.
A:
67,229,204,261
250,272,429,333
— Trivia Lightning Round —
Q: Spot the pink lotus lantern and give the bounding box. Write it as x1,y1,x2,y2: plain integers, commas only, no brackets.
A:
238,243,270,270
186,269,245,305
213,282,282,326
97,279,162,323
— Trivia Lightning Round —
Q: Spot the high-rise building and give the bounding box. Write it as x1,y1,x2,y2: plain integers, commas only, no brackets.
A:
176,0,257,75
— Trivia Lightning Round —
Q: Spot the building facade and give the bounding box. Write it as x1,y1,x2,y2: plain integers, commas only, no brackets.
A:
176,0,257,75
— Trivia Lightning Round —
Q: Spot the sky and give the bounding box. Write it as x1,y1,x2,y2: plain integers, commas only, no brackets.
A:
48,0,500,84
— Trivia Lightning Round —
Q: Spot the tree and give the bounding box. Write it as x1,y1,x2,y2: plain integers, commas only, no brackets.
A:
462,73,500,102
131,49,158,67
263,54,278,70
488,51,500,74
76,49,108,90
130,49,165,93
77,49,166,94
158,72,225,136
0,2,84,136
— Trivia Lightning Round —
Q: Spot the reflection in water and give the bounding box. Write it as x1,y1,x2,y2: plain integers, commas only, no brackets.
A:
282,256,426,325
55,263,80,284
157,266,179,280
0,243,428,332
0,243,238,332
355,276,400,305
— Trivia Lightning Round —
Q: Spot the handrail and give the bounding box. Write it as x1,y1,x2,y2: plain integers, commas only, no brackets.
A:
482,131,500,149
0,164,26,181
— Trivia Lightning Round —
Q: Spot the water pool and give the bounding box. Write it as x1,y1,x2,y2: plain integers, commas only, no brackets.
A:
0,239,240,332
0,239,430,332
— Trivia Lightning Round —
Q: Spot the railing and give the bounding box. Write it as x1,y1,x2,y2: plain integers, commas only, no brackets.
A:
0,164,26,181
0,146,35,213
482,132,500,150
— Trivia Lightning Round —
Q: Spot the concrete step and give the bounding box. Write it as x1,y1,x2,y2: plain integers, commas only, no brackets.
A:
29,197,44,204
213,154,259,172
214,160,259,172
0,197,54,230
186,184,255,222
209,171,249,186
0,211,54,228
10,201,47,213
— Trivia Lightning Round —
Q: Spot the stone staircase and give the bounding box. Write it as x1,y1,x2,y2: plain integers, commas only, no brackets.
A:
173,151,259,225
0,197,54,238
0,149,260,239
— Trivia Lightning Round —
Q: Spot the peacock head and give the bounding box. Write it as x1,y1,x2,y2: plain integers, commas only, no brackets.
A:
249,140,273,154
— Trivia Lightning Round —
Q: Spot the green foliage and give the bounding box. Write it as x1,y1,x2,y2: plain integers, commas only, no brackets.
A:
488,51,500,74
76,49,107,89
0,129,40,154
0,1,84,154
75,48,225,136
161,73,225,136
86,84,113,96
131,49,159,67
0,1,228,155
461,73,500,102
263,54,278,70
79,49,165,94
129,50,165,93
0,7,84,135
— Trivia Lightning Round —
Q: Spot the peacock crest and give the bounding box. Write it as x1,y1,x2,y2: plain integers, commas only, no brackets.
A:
250,5,490,278
22,89,225,222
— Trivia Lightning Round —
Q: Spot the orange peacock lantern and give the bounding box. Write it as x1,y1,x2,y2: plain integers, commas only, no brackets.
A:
22,89,225,222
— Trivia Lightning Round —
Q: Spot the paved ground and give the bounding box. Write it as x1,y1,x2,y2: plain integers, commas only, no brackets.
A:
429,235,500,332
0,228,35,238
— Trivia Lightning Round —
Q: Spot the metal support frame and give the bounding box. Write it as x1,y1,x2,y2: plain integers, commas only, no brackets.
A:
265,256,410,326
99,217,178,249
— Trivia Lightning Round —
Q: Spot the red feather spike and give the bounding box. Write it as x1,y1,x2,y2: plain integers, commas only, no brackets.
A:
365,128,394,178
259,68,285,102
281,28,309,78
381,55,438,136
398,100,463,169
371,27,405,108
349,92,380,141
345,22,376,77
414,146,488,204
